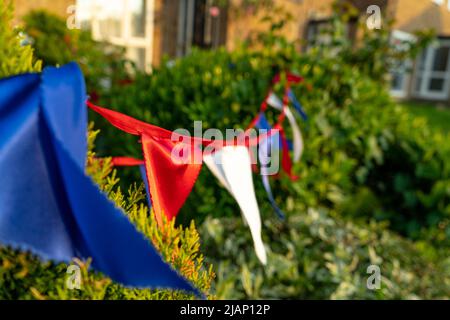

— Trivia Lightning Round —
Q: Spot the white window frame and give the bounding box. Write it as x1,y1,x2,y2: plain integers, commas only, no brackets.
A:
412,39,450,101
390,60,413,99
90,0,154,72
432,0,450,11
389,30,416,99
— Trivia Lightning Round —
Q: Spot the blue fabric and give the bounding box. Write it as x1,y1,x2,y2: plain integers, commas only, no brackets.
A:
286,139,293,152
288,89,308,121
257,111,292,151
0,63,197,295
255,113,285,220
261,174,285,220
140,165,153,210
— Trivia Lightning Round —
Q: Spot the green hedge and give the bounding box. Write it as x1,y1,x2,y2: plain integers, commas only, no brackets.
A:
201,209,450,299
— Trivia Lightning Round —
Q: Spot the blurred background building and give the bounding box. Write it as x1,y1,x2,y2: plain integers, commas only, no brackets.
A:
12,0,74,25
75,0,229,71
11,0,450,104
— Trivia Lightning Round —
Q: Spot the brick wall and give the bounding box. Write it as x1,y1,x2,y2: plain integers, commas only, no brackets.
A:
225,0,450,49
390,0,450,36
12,0,75,26
225,0,392,51
226,0,334,51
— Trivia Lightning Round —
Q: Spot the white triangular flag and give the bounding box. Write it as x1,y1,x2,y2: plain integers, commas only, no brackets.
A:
203,146,267,265
203,152,232,193
267,93,304,162
267,93,283,110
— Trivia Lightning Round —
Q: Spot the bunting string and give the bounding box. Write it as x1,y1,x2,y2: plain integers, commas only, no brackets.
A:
0,61,309,294
88,71,307,264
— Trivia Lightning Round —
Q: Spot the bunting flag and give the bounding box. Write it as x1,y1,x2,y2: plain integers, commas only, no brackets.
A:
256,87,309,219
110,150,269,264
88,71,305,264
141,133,203,224
202,154,232,194
203,146,267,265
89,103,272,263
254,113,285,220
0,63,198,295
87,102,206,226
87,100,284,223
267,93,304,163
272,72,303,85
288,89,308,121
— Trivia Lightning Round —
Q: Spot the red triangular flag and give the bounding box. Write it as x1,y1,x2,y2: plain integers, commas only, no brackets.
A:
141,134,202,225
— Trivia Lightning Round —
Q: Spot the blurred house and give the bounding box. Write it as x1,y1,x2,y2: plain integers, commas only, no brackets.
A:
389,0,450,103
76,0,228,72
74,0,450,104
227,0,450,104
13,0,450,104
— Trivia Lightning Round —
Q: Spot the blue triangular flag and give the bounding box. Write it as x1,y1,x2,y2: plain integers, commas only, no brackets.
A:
255,113,286,220
0,63,198,295
288,89,308,121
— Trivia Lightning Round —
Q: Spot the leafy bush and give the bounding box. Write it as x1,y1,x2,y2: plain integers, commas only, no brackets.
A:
201,208,450,299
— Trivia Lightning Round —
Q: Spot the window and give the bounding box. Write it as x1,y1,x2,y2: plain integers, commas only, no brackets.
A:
389,30,416,99
77,0,154,72
96,0,124,38
412,38,450,100
304,18,356,53
128,47,147,71
176,0,227,57
305,20,332,51
130,0,147,38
